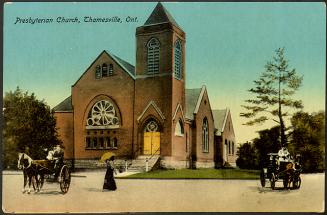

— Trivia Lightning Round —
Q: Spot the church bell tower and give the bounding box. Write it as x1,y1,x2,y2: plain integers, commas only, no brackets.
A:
134,2,186,158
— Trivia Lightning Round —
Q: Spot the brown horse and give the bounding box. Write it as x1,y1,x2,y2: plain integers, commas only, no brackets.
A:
284,162,294,189
17,153,41,194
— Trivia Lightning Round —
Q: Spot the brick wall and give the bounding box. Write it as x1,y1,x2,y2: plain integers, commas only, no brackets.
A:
194,89,215,163
221,111,237,164
134,76,173,157
72,51,135,160
54,112,74,159
134,22,186,159
171,109,187,160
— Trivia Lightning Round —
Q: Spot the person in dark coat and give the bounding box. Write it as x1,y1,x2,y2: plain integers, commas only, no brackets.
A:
103,156,117,191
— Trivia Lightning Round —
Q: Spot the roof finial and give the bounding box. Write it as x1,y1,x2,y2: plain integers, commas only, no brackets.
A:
144,2,181,28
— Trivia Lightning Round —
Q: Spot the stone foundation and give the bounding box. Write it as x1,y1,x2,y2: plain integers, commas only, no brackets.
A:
73,159,103,169
151,156,217,169
195,161,215,168
71,158,215,170
228,162,237,168
160,156,190,169
63,159,74,169
73,159,131,170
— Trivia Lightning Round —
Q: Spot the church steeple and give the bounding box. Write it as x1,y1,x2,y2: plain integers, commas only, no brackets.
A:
134,3,186,158
135,2,185,76
144,2,181,29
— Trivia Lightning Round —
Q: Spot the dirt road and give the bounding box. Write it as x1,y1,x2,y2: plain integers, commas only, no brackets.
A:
2,171,324,213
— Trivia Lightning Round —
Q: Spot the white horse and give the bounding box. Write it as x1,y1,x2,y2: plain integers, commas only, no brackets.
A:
17,153,40,194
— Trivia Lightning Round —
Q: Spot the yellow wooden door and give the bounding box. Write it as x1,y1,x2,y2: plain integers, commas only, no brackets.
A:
152,132,160,155
143,132,160,155
143,132,152,155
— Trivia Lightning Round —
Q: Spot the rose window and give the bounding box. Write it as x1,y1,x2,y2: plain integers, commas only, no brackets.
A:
145,120,159,132
86,100,119,128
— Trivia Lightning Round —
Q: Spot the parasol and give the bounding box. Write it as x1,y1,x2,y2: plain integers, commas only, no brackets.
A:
100,152,116,162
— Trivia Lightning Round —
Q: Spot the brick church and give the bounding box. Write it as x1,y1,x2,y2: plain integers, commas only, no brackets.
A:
53,3,237,169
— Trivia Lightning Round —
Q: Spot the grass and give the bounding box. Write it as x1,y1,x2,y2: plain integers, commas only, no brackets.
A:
120,168,260,179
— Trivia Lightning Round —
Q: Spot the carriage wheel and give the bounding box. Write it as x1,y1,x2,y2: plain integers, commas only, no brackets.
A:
293,176,301,189
59,165,71,194
270,173,276,190
260,169,266,187
297,176,302,189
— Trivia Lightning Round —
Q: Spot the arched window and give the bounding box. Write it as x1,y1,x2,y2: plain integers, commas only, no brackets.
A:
109,64,114,76
86,100,120,129
174,40,182,80
86,137,91,148
92,137,98,148
112,137,118,148
175,119,184,136
105,137,111,148
147,38,160,75
229,141,231,154
202,118,209,152
95,65,101,79
102,63,108,77
99,137,104,148
224,139,228,158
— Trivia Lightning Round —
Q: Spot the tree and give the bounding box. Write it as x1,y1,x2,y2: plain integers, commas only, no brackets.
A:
3,87,61,168
240,48,303,147
236,142,259,169
253,126,280,168
288,111,325,172
237,127,280,170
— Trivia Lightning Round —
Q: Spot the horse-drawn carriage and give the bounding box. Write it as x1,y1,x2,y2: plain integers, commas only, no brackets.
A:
18,151,71,194
260,148,302,190
33,159,71,194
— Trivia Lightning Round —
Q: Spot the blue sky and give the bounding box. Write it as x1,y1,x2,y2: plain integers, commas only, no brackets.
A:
4,2,326,143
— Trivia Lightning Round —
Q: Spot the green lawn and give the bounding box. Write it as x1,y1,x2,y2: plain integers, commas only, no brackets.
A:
120,168,260,179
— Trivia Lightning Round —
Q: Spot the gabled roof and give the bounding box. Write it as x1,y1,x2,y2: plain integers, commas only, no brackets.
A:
53,96,72,112
144,2,181,29
107,51,135,77
186,86,214,122
172,103,185,121
73,50,135,87
137,100,166,122
185,88,202,120
212,108,229,136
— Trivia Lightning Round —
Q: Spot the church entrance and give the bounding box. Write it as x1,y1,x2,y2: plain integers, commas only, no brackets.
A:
143,132,160,155
143,120,161,155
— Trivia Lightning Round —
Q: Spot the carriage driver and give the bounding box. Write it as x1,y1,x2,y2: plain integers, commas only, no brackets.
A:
46,145,64,171
278,147,291,162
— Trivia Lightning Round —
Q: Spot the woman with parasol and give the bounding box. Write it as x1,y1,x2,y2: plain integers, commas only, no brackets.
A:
101,152,117,191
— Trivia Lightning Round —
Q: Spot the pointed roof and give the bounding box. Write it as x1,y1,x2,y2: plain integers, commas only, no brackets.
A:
106,51,135,77
185,88,202,120
53,96,73,112
144,2,181,28
73,50,135,87
212,108,229,136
